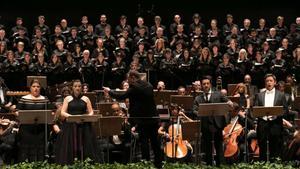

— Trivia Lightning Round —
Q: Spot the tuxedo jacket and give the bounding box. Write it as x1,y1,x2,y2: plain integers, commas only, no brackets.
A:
254,89,288,114
254,89,288,135
193,90,228,130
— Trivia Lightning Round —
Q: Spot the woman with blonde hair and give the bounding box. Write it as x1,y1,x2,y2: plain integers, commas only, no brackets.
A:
153,38,165,58
235,48,251,82
194,47,213,80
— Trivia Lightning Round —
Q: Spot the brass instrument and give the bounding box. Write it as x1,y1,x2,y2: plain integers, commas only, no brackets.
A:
216,76,223,91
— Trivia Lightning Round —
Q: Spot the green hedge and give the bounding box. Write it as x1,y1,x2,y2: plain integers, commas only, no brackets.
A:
3,159,299,169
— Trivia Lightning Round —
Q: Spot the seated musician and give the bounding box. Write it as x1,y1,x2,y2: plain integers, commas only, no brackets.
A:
231,83,256,161
16,79,51,162
0,77,16,113
0,118,18,165
116,80,129,91
177,86,186,96
82,83,89,93
225,102,255,162
191,80,202,98
277,81,298,122
158,104,193,161
109,102,132,163
156,81,166,91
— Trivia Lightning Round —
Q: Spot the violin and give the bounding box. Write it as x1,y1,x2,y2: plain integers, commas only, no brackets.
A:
223,116,243,159
0,118,12,126
164,116,188,159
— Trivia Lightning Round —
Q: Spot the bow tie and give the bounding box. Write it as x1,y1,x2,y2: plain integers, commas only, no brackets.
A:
266,90,274,94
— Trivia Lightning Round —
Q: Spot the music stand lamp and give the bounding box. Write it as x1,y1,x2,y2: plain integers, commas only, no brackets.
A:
197,103,230,166
252,106,283,161
18,109,53,161
66,114,101,161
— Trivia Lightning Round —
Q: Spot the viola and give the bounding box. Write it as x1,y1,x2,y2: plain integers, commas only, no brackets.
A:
223,116,243,159
164,116,188,159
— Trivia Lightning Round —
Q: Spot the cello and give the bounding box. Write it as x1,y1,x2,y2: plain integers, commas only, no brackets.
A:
223,116,243,160
164,116,188,159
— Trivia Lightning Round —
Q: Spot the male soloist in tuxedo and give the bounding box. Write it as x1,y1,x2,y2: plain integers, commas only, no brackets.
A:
193,76,232,166
254,74,287,161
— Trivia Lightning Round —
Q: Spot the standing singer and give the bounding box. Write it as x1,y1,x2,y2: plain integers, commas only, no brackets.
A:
254,74,287,161
55,80,99,164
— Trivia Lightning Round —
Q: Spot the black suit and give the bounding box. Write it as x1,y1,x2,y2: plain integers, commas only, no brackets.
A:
193,90,228,166
254,89,287,161
109,80,162,168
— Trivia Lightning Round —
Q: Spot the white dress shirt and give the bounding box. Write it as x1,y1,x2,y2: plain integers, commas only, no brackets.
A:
204,89,212,101
0,87,5,104
263,88,276,120
264,88,275,107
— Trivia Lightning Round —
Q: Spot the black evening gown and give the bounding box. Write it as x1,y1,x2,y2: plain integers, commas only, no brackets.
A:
55,95,100,164
17,97,50,162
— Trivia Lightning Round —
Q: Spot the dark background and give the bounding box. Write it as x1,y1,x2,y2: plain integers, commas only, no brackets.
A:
0,0,298,35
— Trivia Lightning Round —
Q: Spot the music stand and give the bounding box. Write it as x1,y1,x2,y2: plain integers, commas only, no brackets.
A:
18,109,53,161
98,116,123,163
181,120,201,163
197,103,230,166
252,106,283,161
84,92,97,108
18,110,53,124
27,76,47,89
112,90,126,101
294,119,300,128
154,90,177,106
227,96,240,104
157,108,170,121
293,96,300,111
197,103,230,117
227,84,238,96
170,95,194,111
96,102,114,116
66,114,101,123
66,114,101,161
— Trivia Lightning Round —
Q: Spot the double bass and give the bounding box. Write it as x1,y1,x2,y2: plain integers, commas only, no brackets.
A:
164,116,188,159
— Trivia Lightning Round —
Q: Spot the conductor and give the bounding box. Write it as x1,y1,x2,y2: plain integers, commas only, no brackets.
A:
103,70,162,168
